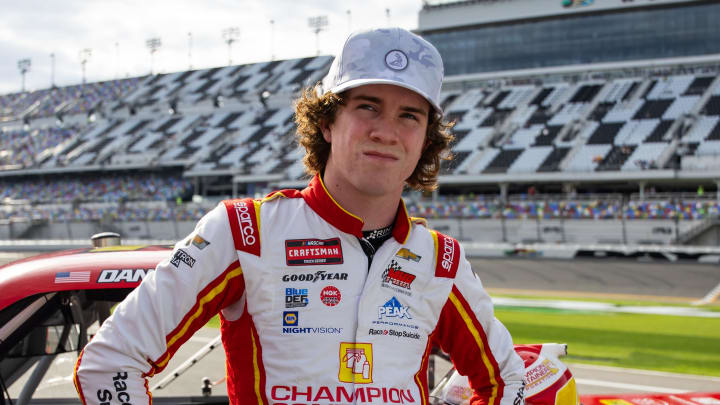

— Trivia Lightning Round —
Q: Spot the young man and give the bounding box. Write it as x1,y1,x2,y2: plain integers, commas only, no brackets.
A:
74,28,525,405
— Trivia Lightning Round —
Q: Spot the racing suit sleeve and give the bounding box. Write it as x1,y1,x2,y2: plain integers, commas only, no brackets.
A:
432,248,525,405
74,203,245,405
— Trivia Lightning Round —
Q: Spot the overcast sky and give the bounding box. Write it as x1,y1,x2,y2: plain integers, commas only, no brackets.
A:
0,0,423,95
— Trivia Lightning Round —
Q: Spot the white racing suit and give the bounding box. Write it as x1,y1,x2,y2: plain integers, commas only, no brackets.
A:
74,174,525,405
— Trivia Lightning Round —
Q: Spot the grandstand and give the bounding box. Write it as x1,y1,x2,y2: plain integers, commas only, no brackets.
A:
2,0,720,246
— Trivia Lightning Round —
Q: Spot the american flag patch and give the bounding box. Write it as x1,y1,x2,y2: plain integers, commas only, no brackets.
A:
54,271,91,283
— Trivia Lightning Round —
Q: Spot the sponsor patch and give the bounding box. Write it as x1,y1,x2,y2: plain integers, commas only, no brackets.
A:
433,231,460,278
281,271,348,283
373,296,418,330
285,288,309,308
269,385,415,403
285,238,343,266
368,328,420,340
381,260,415,296
395,248,421,262
225,199,261,256
187,234,210,250
281,311,342,334
378,296,411,319
54,271,90,284
96,371,132,404
320,286,341,307
170,249,196,268
97,268,153,283
526,358,561,391
339,342,373,384
283,311,298,326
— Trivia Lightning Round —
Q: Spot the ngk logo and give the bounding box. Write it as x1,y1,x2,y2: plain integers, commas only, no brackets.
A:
233,202,256,247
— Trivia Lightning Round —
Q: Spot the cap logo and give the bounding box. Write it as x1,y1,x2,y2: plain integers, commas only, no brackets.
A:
385,50,408,71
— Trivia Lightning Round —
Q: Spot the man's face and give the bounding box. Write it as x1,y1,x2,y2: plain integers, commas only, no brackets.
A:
321,84,430,198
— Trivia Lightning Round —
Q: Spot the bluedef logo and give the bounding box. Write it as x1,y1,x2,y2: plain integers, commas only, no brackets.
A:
285,288,309,308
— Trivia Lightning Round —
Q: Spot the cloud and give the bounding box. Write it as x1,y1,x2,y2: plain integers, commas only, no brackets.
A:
0,0,421,94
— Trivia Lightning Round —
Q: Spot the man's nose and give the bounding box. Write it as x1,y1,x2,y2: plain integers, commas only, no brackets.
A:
369,114,399,144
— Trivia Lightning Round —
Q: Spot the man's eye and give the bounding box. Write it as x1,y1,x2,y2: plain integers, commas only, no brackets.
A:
358,104,376,111
402,113,419,121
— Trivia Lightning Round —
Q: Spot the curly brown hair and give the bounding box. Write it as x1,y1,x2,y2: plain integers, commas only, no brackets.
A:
294,86,454,192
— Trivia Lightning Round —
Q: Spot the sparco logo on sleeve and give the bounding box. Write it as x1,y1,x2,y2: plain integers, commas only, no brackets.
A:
285,238,343,266
434,232,460,278
225,199,261,256
234,202,257,247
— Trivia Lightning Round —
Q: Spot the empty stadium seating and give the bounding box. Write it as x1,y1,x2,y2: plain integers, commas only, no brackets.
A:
4,65,720,179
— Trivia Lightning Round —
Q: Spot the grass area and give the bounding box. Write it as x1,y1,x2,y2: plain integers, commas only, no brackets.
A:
496,306,720,377
202,296,720,376
488,290,720,311
206,315,221,328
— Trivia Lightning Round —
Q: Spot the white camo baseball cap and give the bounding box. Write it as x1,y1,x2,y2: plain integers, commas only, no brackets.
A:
323,27,445,114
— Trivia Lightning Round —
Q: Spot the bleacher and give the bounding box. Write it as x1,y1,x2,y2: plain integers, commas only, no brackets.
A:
3,59,720,181
2,52,720,245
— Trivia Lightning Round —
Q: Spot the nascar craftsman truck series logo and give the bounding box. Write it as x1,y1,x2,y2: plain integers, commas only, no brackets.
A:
285,238,343,266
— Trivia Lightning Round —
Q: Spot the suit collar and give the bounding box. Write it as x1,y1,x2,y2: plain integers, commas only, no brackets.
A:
300,174,411,244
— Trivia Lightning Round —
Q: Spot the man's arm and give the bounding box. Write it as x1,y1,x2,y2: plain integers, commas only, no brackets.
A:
433,251,525,405
74,203,245,405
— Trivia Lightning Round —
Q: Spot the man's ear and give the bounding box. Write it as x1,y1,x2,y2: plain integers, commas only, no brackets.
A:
320,121,332,143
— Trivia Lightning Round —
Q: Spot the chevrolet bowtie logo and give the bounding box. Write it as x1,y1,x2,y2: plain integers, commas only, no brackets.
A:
395,248,421,262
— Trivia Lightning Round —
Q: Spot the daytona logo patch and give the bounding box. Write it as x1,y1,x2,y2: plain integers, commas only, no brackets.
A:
285,238,343,266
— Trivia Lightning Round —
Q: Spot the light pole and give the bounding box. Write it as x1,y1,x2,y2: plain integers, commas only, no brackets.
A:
79,48,92,86
308,15,328,56
17,58,31,92
188,32,193,70
146,37,162,75
269,20,275,61
50,53,55,88
385,8,391,27
222,27,240,66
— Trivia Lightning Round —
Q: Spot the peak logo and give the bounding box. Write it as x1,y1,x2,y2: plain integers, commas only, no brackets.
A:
378,297,411,320
339,342,373,384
